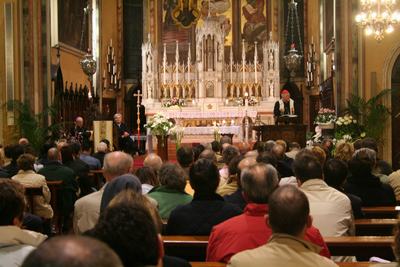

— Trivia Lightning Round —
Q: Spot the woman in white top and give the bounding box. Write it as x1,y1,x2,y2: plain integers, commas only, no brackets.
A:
12,153,53,219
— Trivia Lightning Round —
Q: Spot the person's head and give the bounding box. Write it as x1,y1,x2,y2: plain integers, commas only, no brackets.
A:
267,185,311,237
135,166,159,187
241,163,279,204
252,141,265,153
89,198,161,267
75,116,84,128
60,145,74,164
275,140,287,152
103,152,133,181
265,140,276,152
362,137,378,153
256,151,278,168
143,153,163,173
322,138,333,151
16,153,36,171
21,236,123,267
176,146,193,168
228,155,243,178
199,149,217,163
18,138,29,145
100,174,142,212
97,142,108,154
280,89,290,102
0,179,25,226
113,113,122,124
310,145,327,166
193,144,205,162
81,142,92,153
293,150,323,184
353,139,364,150
70,142,81,156
189,159,220,195
324,159,348,189
7,144,25,162
220,135,232,145
288,142,301,151
222,145,240,165
349,148,377,177
271,144,286,160
334,141,354,162
158,163,187,192
100,139,111,152
211,141,221,153
47,147,60,161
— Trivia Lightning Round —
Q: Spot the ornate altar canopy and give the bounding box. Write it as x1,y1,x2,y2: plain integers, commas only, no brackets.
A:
141,13,281,142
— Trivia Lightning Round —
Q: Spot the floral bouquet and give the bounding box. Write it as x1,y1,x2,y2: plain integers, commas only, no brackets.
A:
213,126,221,142
162,97,185,108
248,96,259,106
169,125,185,150
314,108,336,124
145,113,174,136
335,114,365,141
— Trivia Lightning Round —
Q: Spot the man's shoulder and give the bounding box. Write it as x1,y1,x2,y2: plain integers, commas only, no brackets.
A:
75,190,103,209
228,245,269,266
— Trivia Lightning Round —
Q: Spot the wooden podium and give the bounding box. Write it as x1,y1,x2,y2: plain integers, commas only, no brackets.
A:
253,124,307,148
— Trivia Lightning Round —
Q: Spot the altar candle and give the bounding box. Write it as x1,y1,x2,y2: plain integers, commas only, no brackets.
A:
242,39,246,83
103,69,106,78
192,99,195,105
225,99,229,105
110,38,112,47
230,46,233,83
163,43,167,84
254,42,258,83
222,120,226,125
231,119,234,125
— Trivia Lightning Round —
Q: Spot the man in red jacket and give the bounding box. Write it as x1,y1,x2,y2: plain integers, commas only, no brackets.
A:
207,163,330,263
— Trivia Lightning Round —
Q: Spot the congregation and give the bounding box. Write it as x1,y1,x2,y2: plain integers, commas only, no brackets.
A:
1,135,400,267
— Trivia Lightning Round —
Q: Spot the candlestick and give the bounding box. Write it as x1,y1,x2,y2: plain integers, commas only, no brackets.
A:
254,41,258,84
230,46,233,83
242,39,246,84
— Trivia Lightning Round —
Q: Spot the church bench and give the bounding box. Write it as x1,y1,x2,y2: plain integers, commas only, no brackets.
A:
355,219,397,236
24,186,43,214
361,206,400,218
189,262,384,267
163,236,395,262
46,180,63,234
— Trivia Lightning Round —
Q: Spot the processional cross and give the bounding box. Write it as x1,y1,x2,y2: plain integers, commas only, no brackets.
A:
133,90,143,146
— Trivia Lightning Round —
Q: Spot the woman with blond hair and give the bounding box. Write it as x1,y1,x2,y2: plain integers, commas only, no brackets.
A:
334,141,355,162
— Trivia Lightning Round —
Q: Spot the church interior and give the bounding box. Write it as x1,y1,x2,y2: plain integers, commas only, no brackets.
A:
1,0,400,266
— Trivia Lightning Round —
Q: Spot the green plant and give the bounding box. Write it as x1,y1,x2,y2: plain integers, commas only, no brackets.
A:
7,100,61,152
345,89,396,142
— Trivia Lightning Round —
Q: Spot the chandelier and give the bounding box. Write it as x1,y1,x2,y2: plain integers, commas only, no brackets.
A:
283,0,303,78
355,0,400,41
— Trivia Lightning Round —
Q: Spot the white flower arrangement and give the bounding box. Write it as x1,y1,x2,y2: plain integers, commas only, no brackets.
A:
314,108,336,124
213,126,221,142
145,113,174,136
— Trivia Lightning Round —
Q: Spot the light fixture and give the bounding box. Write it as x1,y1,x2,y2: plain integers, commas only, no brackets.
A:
355,0,400,41
283,0,303,78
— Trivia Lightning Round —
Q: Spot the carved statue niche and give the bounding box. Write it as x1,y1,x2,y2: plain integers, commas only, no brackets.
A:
205,82,214,98
257,84,262,98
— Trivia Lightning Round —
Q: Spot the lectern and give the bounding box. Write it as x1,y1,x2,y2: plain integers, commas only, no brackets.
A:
253,123,307,148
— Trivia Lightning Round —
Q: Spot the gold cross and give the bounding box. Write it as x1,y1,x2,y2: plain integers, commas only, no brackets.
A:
133,90,143,144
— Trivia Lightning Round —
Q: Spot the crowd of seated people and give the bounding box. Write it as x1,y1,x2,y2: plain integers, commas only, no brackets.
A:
2,134,400,267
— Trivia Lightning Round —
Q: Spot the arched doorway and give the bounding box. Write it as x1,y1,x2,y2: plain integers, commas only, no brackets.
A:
391,56,400,170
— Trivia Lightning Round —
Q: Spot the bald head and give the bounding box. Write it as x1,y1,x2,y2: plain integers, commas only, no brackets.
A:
47,148,60,161
143,153,163,173
238,157,257,172
75,117,84,127
241,163,279,203
199,149,217,163
18,138,29,145
103,152,133,181
268,185,310,237
272,144,286,160
22,236,123,267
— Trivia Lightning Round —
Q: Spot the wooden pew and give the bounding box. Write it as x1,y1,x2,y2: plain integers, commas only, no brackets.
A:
24,186,43,214
355,219,397,236
47,180,63,234
163,236,395,262
189,262,384,267
325,236,394,261
361,206,400,218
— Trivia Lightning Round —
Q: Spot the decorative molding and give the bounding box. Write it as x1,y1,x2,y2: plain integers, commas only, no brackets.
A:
58,42,86,57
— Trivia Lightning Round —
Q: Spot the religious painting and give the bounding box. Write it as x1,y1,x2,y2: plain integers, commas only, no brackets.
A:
162,0,193,44
241,0,268,54
197,0,233,45
172,0,201,28
58,0,89,51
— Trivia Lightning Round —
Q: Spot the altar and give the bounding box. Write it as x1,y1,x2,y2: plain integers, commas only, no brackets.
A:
141,13,281,143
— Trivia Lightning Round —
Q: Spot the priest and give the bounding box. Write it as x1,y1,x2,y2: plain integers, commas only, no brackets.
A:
273,89,296,123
